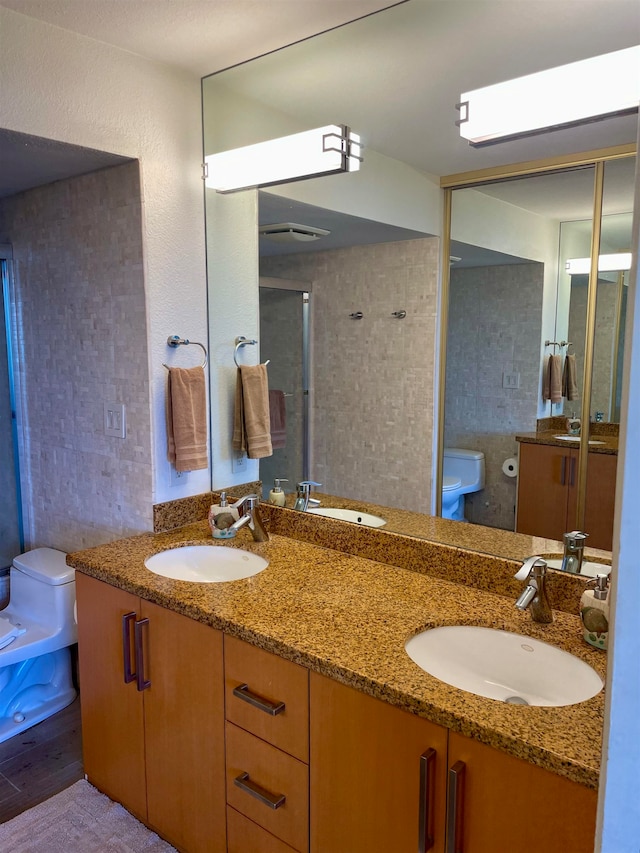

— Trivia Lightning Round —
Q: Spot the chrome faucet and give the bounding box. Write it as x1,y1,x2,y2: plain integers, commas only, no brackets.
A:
561,530,588,574
293,481,322,512
514,557,553,623
227,494,269,542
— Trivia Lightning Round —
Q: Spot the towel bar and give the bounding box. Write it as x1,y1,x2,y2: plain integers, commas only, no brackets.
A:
234,336,270,368
163,335,208,369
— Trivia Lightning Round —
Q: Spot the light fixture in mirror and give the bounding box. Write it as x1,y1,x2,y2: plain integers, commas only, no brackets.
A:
457,46,640,146
565,252,632,275
204,125,362,193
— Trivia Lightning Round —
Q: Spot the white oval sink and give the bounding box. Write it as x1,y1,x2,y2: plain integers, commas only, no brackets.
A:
553,435,606,445
145,545,268,583
307,507,386,527
405,626,603,706
545,558,611,578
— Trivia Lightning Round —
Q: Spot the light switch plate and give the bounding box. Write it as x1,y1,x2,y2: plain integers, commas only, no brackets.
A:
502,372,520,390
104,402,126,438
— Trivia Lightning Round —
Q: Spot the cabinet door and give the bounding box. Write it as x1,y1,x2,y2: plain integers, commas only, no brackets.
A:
76,573,147,821
582,451,617,550
310,672,448,853
516,443,571,541
447,732,597,853
143,600,226,853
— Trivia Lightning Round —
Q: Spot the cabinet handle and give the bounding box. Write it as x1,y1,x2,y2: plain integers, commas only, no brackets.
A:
134,617,151,692
560,455,567,486
569,456,576,487
234,771,286,810
446,760,465,853
419,747,437,852
233,683,285,716
122,612,137,684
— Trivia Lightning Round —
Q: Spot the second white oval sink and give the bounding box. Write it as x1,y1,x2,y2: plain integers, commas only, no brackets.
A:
145,545,268,583
553,434,605,445
405,626,603,706
307,507,386,527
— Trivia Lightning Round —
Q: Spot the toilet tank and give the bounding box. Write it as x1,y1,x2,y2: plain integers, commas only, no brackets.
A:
443,448,485,493
10,548,75,634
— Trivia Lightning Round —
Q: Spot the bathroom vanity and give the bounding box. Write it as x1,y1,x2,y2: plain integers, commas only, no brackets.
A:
515,432,618,550
70,513,604,853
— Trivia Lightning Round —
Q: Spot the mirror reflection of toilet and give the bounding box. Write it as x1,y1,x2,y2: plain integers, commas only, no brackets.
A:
442,448,485,521
0,548,77,743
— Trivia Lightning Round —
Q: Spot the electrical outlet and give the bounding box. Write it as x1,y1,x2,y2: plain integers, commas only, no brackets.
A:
502,372,520,390
170,468,189,487
232,451,247,473
104,402,126,438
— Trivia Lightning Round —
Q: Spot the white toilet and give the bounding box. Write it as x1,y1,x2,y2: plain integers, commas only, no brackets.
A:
442,448,485,521
0,547,77,743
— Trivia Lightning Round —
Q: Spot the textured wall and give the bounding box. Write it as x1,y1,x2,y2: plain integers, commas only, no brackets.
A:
0,163,152,551
261,237,439,513
445,263,544,530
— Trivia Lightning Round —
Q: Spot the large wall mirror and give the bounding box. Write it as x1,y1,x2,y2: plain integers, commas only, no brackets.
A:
202,1,637,562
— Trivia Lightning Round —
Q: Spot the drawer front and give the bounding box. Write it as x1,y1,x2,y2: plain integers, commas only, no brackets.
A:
227,806,300,853
226,722,309,853
225,634,309,761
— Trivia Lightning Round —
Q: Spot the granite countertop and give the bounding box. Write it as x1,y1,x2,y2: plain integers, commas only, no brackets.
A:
68,520,606,790
515,430,618,455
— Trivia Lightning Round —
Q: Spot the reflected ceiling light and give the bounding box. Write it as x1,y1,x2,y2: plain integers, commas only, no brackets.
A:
259,222,330,243
456,46,640,146
565,253,633,275
205,125,362,193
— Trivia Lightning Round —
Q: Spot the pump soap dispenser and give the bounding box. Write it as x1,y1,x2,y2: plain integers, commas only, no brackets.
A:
580,574,609,650
208,491,240,536
268,478,288,506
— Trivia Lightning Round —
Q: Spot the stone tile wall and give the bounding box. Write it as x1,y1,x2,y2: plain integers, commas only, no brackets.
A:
0,162,152,552
261,237,439,512
445,263,544,530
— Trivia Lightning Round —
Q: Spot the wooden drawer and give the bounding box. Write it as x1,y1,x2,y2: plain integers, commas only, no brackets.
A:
225,634,309,762
227,806,300,853
226,722,309,853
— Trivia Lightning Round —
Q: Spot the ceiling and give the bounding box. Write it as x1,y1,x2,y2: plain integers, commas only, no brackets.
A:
1,0,638,260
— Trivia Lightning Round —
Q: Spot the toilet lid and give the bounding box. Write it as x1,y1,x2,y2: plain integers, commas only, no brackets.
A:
442,475,462,492
12,547,73,586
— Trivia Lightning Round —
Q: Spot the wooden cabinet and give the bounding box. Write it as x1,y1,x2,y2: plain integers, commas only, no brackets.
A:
516,442,616,550
310,673,597,853
76,573,226,853
224,635,310,853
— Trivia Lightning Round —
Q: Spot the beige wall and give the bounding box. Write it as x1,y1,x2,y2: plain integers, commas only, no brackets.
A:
261,237,439,512
0,162,152,551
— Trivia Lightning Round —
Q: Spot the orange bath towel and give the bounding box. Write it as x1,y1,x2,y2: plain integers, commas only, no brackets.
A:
166,366,208,472
233,365,273,459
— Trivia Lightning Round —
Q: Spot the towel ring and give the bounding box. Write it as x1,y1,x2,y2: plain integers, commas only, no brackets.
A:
234,336,270,368
163,335,208,369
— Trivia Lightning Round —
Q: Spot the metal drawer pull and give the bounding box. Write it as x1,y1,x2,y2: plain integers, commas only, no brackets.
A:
560,455,567,486
446,760,466,853
419,747,437,852
233,683,285,716
569,456,576,487
234,772,286,810
122,612,137,684
134,617,151,692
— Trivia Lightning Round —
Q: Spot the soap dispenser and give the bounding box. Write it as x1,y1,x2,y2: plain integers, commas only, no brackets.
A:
208,491,240,536
268,478,288,506
580,574,609,650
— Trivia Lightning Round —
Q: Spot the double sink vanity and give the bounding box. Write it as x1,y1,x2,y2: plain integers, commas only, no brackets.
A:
69,495,607,853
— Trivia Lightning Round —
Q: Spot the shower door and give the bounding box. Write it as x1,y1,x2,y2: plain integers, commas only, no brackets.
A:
259,281,310,499
0,258,23,568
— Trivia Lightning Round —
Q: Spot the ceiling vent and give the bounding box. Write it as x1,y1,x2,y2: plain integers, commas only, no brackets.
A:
259,222,330,243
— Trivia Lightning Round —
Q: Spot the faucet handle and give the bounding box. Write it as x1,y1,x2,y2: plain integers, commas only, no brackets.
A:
564,530,588,547
296,480,322,493
233,493,259,510
515,556,547,581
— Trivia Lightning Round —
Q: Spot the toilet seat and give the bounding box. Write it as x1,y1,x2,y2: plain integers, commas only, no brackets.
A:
442,475,462,491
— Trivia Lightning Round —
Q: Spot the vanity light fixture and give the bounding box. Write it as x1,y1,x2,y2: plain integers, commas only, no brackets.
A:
565,252,633,275
204,125,362,193
456,45,640,146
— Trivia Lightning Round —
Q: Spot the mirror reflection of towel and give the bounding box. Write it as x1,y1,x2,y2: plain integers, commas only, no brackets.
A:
563,354,579,401
269,390,287,450
549,354,563,404
166,366,208,472
232,365,273,459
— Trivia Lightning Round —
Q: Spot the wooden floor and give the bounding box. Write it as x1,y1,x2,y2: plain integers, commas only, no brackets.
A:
0,697,83,824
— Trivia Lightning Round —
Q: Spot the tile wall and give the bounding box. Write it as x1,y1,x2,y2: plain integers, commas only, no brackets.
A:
0,162,153,552
261,237,439,512
445,263,544,530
